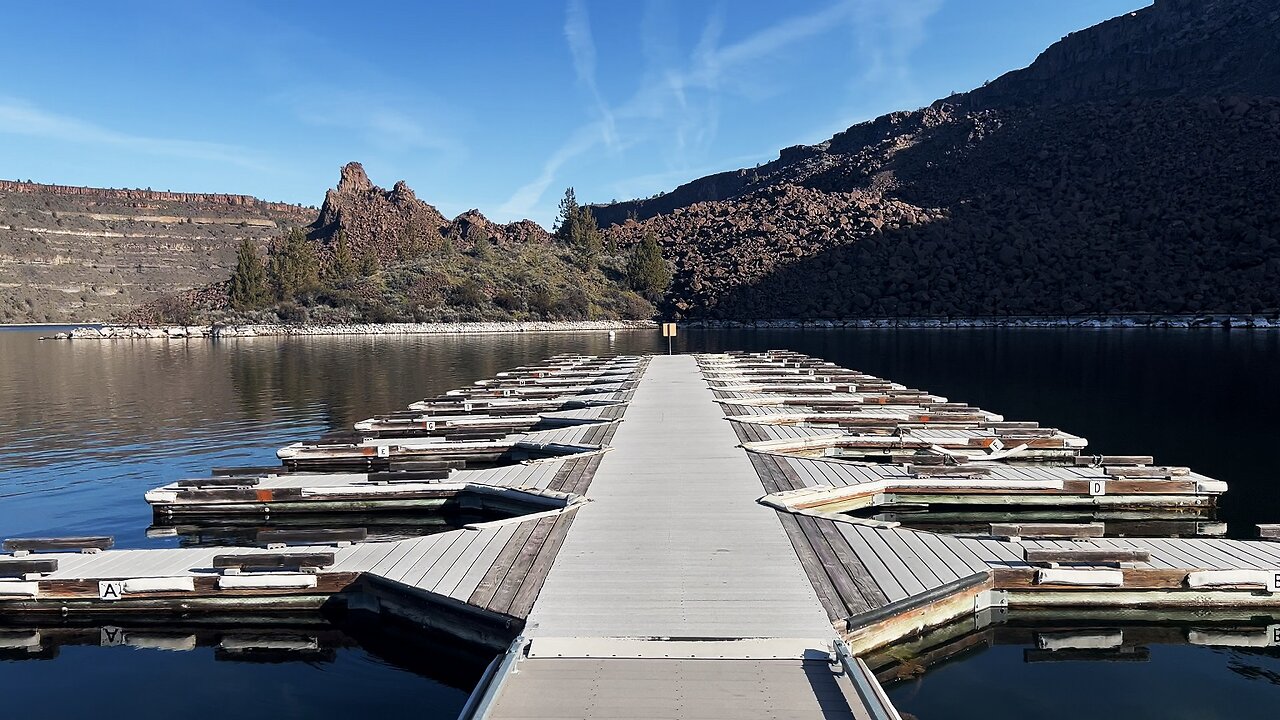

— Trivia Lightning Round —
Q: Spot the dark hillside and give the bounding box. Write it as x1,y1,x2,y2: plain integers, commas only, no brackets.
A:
596,0,1280,319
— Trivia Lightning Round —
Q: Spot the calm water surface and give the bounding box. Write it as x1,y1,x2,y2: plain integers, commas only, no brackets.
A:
1,326,1279,716
0,613,492,720
880,613,1280,720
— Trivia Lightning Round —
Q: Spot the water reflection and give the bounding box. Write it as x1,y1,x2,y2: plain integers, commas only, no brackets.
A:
3,327,1280,545
0,610,495,719
0,330,661,547
876,609,1280,719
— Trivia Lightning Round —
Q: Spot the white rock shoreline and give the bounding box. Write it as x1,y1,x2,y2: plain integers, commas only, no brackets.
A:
47,320,657,340
42,314,1280,339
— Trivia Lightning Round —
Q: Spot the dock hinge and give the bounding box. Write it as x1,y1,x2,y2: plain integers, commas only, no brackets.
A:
975,588,1008,612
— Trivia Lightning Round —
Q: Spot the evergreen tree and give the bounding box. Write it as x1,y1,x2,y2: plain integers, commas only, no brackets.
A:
327,231,356,280
398,219,430,261
267,227,321,300
228,238,269,309
473,236,495,262
554,187,578,241
571,206,603,268
359,247,382,277
626,230,672,301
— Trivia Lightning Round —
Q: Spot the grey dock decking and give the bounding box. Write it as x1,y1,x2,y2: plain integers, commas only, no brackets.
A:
522,356,832,640
483,356,876,720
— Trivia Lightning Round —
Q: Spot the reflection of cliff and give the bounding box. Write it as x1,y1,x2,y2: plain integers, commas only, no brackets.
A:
0,330,652,543
0,331,647,473
224,333,638,429
0,337,249,470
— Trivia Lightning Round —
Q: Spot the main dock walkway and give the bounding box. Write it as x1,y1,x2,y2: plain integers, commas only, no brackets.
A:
483,356,884,719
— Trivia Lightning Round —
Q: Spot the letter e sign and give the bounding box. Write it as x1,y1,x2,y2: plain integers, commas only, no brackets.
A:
99,580,123,600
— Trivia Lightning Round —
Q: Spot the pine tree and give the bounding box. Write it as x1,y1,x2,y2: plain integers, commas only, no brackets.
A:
571,206,603,268
328,231,355,280
554,187,578,242
228,238,269,309
293,230,320,293
268,227,320,300
473,236,495,262
359,247,382,277
626,230,672,301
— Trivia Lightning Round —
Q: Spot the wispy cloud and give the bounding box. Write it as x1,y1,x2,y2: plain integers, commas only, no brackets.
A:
565,0,617,149
851,0,940,89
791,0,941,149
0,96,271,171
277,87,463,162
502,0,907,222
498,122,608,219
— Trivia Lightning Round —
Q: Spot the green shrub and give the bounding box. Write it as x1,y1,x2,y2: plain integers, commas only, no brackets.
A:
275,301,308,323
450,279,487,308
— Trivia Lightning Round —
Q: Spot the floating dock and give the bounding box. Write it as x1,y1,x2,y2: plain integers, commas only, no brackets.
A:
4,350,1280,719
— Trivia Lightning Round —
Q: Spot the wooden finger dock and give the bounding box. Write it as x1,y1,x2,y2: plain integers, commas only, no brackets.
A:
4,350,1280,719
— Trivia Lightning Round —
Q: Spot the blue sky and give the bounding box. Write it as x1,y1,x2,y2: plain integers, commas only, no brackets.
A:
2,0,1145,226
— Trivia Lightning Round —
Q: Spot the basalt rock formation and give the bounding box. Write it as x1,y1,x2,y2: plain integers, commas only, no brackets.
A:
310,162,555,259
0,180,311,323
597,0,1280,320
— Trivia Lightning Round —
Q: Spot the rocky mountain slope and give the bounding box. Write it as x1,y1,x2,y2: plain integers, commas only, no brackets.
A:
122,163,654,325
597,0,1280,319
0,181,311,323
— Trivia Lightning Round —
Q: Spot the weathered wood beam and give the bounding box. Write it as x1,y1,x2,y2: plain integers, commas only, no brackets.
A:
1073,455,1155,467
1023,548,1150,565
3,537,114,552
212,553,335,570
0,558,58,575
175,476,261,488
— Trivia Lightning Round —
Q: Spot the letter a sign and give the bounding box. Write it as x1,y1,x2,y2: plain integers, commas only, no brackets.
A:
98,580,123,601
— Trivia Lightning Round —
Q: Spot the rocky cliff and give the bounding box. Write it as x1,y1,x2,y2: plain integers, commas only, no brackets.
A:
597,0,1280,319
0,180,311,323
309,162,554,260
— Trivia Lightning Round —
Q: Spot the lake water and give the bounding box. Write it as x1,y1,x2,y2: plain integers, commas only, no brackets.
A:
0,612,493,720
877,611,1280,720
2,326,1279,716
